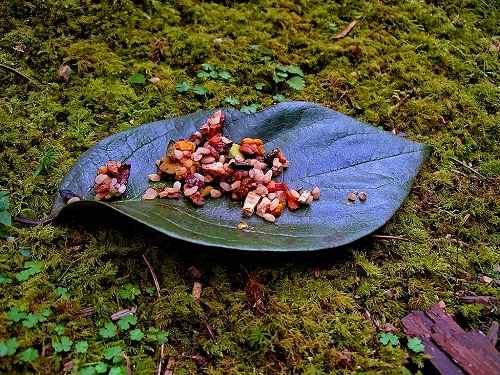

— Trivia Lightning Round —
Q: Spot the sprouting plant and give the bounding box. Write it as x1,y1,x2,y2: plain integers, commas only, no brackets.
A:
241,104,258,114
273,65,305,90
103,345,123,364
75,340,89,354
146,327,169,344
20,347,38,362
379,332,399,346
197,63,231,80
54,324,65,335
0,337,19,356
117,314,137,330
407,337,425,353
119,283,141,300
272,94,286,102
99,322,118,338
254,82,264,90
248,327,268,348
328,22,338,31
0,191,11,227
33,149,58,178
52,336,73,352
6,306,27,322
0,272,12,285
55,286,70,298
129,328,144,341
175,81,190,93
193,85,208,95
16,261,42,281
128,73,146,84
225,97,239,106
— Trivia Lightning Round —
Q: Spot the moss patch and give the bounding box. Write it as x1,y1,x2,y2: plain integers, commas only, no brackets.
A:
1,0,499,373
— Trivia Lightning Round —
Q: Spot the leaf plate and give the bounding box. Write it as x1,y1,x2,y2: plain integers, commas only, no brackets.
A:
39,102,430,251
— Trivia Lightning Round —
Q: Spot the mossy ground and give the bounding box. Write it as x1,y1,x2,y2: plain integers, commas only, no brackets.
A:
1,0,499,373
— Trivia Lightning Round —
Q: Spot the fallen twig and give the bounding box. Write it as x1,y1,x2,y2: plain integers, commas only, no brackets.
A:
334,20,358,39
111,308,136,321
370,234,410,242
0,63,40,88
450,157,488,179
142,254,164,375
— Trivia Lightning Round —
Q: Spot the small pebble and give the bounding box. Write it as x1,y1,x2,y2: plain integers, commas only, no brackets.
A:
67,197,81,203
347,192,357,201
6,236,15,243
359,192,367,201
148,173,161,182
311,186,321,199
263,213,276,222
142,188,158,200
94,173,108,184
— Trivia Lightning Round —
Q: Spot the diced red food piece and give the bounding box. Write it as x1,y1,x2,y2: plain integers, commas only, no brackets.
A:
200,110,225,139
239,138,265,156
187,191,204,206
267,180,288,192
208,135,233,154
286,190,300,211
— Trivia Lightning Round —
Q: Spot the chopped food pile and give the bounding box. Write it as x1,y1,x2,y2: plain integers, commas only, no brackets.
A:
93,161,131,200
94,110,320,223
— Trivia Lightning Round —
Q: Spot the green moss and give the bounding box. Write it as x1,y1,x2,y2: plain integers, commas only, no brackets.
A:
1,0,500,373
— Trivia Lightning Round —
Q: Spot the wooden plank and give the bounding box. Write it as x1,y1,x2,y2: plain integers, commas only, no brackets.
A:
402,311,465,375
425,304,500,375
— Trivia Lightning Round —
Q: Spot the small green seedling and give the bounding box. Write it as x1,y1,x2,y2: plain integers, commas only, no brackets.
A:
119,283,141,300
33,149,58,178
129,328,144,341
99,322,118,338
255,82,264,90
193,85,208,95
54,324,65,335
117,314,137,330
16,261,42,281
0,272,12,285
272,94,286,102
104,345,123,364
175,81,190,93
225,97,239,106
0,338,19,356
75,340,89,354
20,348,38,362
407,337,425,353
55,286,70,298
128,73,146,84
241,104,258,114
0,191,11,226
379,332,399,346
52,336,73,352
328,22,338,31
6,306,27,322
273,65,305,90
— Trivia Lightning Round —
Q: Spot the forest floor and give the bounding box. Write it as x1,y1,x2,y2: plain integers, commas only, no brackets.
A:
0,0,499,374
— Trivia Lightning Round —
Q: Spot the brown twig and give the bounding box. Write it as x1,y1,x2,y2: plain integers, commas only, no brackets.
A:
142,254,164,375
334,20,358,39
370,234,410,242
450,157,488,179
0,63,40,88
14,213,57,225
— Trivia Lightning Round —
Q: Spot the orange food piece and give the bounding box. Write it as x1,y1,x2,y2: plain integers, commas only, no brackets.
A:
286,190,300,211
240,138,265,156
175,139,196,152
267,181,288,192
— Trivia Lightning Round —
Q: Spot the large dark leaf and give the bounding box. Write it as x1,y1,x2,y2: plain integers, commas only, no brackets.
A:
38,102,430,251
